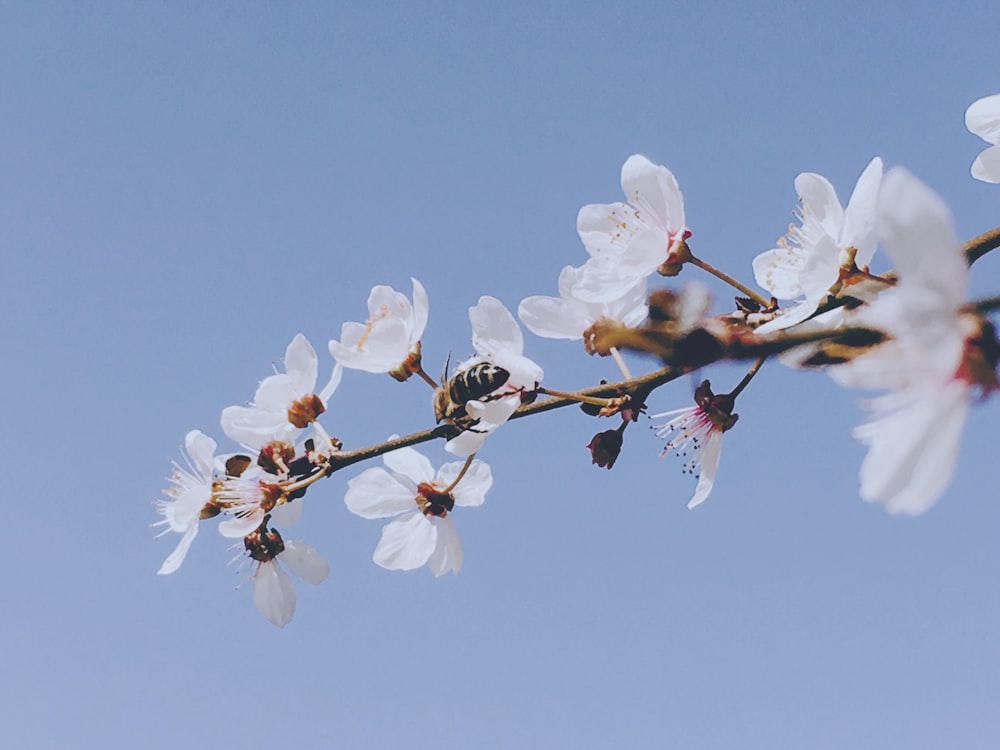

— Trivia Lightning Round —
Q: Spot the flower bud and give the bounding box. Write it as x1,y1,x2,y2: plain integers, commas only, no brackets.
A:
588,427,624,469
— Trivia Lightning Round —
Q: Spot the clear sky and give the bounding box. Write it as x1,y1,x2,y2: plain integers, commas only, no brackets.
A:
4,1,1000,748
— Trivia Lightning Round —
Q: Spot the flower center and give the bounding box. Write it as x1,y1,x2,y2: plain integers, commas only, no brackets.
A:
415,482,455,518
956,318,1000,395
287,393,325,428
244,526,285,563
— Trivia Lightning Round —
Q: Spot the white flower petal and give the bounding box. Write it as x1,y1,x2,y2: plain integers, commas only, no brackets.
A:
576,201,643,257
753,298,822,334
284,334,319,397
470,296,525,356
156,522,199,575
382,446,436,485
966,93,1000,144
372,511,437,571
427,516,463,576
841,157,883,266
688,432,723,509
410,278,429,341
252,560,297,628
518,295,587,339
317,361,343,406
218,513,263,538
971,144,1000,183
794,172,844,242
184,430,217,479
345,467,418,518
270,499,303,527
752,246,806,299
444,427,490,457
854,381,967,515
567,253,644,303
438,459,492,507
280,540,329,585
620,154,685,234
877,168,965,307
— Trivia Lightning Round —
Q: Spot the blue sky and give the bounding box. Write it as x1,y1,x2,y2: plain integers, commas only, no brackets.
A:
4,2,1000,747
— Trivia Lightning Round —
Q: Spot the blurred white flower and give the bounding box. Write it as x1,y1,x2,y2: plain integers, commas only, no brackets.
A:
651,381,738,509
753,157,883,333
442,296,543,456
966,93,1000,183
244,527,329,628
221,334,342,450
154,430,219,575
345,446,492,576
573,154,690,301
837,168,998,515
329,278,429,380
518,264,648,348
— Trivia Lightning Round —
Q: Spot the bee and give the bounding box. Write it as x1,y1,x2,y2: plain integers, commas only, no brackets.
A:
433,358,512,428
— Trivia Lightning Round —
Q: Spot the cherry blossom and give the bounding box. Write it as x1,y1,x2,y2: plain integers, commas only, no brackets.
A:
836,168,998,515
329,278,429,380
216,475,304,538
443,296,543,456
221,334,343,450
651,381,738,509
345,446,492,575
966,93,1000,183
518,264,648,350
154,430,221,575
753,157,883,333
573,154,690,301
244,526,329,628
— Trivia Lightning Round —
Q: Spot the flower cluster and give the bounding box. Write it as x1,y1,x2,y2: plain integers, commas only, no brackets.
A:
155,91,1000,626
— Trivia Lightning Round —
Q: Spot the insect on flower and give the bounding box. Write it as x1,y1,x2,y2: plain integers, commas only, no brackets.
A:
433,357,512,431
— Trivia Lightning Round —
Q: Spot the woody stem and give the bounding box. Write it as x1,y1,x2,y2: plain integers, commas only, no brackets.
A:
537,386,618,407
414,364,441,390
688,254,770,308
442,454,476,494
726,357,766,399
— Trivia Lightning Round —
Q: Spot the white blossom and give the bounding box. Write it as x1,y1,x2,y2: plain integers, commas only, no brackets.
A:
216,476,303,538
966,93,1000,183
573,154,690,301
753,157,883,333
153,430,219,575
221,334,342,450
518,264,648,346
443,297,543,456
245,529,329,628
329,278,429,378
651,381,737,509
345,446,492,576
837,168,997,515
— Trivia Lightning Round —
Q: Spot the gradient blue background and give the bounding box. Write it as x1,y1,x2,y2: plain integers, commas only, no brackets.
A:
4,2,1000,747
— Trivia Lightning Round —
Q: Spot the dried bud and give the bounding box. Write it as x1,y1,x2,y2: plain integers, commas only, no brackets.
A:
734,296,762,314
225,454,253,478
588,427,625,469
657,261,685,277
